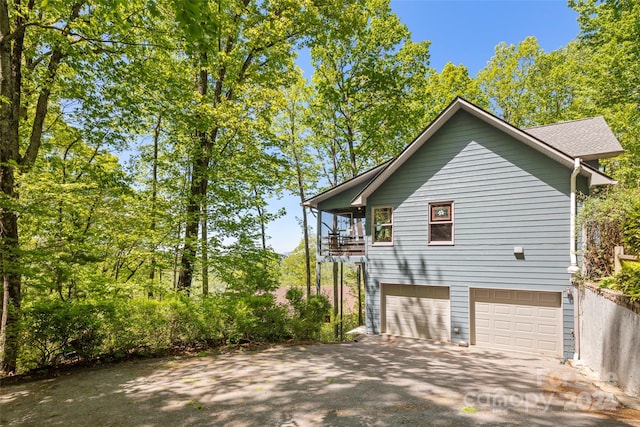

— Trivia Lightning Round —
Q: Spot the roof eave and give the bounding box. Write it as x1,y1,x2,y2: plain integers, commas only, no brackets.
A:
303,161,390,209
351,97,465,206
576,150,624,161
351,97,590,206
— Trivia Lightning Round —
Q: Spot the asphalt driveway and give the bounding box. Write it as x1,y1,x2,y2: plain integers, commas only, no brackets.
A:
1,334,639,426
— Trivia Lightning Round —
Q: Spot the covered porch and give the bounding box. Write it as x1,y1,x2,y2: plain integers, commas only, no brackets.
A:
318,208,367,259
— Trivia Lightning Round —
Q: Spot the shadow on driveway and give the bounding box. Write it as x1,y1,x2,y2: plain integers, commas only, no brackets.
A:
2,335,639,426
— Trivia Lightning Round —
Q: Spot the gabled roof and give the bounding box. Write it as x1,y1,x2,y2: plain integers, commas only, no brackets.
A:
304,97,617,209
526,117,623,160
351,98,616,207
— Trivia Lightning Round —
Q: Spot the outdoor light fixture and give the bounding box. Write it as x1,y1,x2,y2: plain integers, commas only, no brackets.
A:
513,246,525,260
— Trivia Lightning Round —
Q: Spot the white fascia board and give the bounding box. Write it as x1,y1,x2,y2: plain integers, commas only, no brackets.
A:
351,100,462,207
303,162,389,209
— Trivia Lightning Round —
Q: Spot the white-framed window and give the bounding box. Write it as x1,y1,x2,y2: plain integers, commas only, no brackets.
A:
429,201,454,244
372,206,393,244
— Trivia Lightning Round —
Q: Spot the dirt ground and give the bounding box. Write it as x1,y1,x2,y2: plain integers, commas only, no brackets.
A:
2,334,639,426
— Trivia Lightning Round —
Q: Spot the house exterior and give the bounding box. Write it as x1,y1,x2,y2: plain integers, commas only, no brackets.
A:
303,98,622,358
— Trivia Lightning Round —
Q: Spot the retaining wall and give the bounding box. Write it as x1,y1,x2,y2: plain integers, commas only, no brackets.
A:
579,283,640,396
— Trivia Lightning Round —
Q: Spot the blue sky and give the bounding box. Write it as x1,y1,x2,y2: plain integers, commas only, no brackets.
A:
266,0,580,254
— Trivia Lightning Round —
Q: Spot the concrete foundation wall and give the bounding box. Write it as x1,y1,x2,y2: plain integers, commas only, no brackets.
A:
579,283,640,396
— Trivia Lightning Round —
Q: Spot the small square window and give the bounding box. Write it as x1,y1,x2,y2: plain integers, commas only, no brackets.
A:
429,202,453,244
372,206,393,244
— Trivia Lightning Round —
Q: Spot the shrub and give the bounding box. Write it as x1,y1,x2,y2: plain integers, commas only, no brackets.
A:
222,292,289,343
614,263,640,302
623,199,640,255
21,299,113,369
578,187,640,278
286,287,331,340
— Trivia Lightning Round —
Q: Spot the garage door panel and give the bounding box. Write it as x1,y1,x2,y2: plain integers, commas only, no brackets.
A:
494,320,511,331
538,308,558,319
515,306,533,316
538,324,557,334
476,318,490,328
495,335,511,345
494,289,511,300
539,293,561,305
494,305,512,315
384,285,450,341
538,340,557,351
516,322,534,333
472,289,563,356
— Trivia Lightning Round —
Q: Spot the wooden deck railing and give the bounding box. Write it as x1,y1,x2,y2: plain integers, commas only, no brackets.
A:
321,235,365,257
614,245,639,274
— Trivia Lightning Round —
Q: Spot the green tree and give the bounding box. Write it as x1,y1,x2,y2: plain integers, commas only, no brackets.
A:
0,0,153,374
477,36,543,127
309,0,432,181
274,75,319,296
421,62,488,119
571,0,640,185
168,0,350,291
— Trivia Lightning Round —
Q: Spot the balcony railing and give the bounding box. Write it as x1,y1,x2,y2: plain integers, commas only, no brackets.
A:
321,234,366,257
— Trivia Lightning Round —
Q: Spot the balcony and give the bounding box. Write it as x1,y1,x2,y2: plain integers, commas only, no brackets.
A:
321,234,366,257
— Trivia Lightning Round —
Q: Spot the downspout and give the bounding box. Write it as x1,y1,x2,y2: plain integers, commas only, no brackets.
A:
568,157,582,275
568,158,581,361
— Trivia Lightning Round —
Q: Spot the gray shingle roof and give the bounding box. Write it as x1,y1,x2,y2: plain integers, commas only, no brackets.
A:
525,117,623,160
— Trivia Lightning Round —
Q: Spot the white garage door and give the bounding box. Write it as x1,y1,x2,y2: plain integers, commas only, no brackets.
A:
471,288,563,356
383,284,450,341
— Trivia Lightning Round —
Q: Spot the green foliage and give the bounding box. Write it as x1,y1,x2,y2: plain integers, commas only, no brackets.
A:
422,62,488,116
214,245,282,293
622,199,640,254
18,295,227,372
221,292,289,344
286,287,331,340
21,299,112,368
570,0,640,185
309,0,432,180
319,311,362,343
601,263,640,302
578,187,640,278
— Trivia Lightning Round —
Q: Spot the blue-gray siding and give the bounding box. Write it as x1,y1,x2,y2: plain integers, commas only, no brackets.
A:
364,111,582,358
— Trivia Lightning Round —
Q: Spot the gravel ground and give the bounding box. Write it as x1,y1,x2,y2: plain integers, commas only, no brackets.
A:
2,334,639,426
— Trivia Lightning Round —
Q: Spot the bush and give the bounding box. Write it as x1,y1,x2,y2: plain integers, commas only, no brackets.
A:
19,294,229,372
613,263,640,302
222,292,289,343
17,285,335,373
578,187,640,278
286,287,331,340
623,199,640,255
21,299,113,369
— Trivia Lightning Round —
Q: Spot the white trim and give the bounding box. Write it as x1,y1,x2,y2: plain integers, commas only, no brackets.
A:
371,205,394,245
428,201,455,245
303,161,389,209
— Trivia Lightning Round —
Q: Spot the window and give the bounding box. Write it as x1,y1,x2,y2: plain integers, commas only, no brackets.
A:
429,202,453,244
372,206,393,244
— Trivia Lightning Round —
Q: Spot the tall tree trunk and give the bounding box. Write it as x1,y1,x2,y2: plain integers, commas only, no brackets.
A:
178,65,209,292
0,2,81,374
0,0,25,375
0,181,20,374
201,200,208,295
254,186,267,250
292,147,311,297
149,115,161,298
